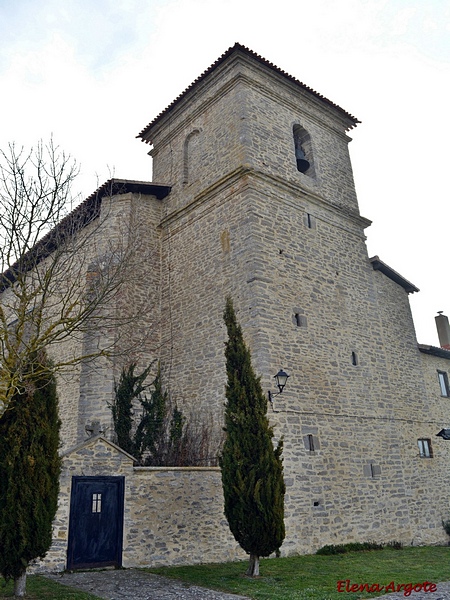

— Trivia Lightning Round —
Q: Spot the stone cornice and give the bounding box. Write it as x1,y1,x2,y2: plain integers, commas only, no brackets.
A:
159,166,371,237
370,255,419,294
133,466,221,472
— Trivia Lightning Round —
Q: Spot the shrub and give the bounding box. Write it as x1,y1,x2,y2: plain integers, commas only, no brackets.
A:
442,520,450,537
111,362,216,466
317,541,386,555
386,540,403,550
0,352,61,596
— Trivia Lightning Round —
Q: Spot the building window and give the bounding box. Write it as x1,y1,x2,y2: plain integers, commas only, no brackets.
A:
293,124,314,176
294,313,307,327
438,371,450,397
92,493,102,513
351,351,358,366
304,213,316,229
418,439,433,458
303,433,319,452
363,463,381,478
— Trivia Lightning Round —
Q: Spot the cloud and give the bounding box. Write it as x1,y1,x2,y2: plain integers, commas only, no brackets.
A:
0,0,449,343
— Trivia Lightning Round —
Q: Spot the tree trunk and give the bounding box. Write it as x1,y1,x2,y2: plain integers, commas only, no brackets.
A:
246,554,260,577
14,571,27,597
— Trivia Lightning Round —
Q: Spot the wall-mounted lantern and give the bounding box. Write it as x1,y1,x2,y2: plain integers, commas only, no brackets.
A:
268,369,290,406
436,429,450,440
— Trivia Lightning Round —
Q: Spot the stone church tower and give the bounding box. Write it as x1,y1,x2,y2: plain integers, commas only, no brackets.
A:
138,43,367,424
137,44,449,550
18,44,450,571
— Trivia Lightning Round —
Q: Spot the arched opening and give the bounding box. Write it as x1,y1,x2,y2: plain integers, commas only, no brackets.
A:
183,129,201,184
293,124,314,176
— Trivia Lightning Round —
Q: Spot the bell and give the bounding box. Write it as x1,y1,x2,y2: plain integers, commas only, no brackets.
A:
295,147,310,173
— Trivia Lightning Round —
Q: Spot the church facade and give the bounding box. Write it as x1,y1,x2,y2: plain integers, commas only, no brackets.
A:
5,44,450,570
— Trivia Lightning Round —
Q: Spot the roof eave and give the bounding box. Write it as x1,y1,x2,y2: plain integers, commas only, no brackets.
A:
370,255,419,294
418,344,450,360
137,43,360,142
0,179,171,292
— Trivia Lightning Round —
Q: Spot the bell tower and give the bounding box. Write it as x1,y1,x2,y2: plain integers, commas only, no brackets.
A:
139,43,363,218
137,44,371,423
134,43,442,555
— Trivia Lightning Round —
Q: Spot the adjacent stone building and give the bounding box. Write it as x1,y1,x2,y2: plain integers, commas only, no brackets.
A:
4,43,450,571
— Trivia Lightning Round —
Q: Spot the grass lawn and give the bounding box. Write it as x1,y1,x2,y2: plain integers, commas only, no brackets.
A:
148,546,450,600
0,576,102,600
2,547,450,599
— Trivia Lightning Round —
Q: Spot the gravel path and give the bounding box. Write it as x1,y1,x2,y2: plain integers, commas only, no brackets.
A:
45,569,250,600
45,569,450,600
366,581,450,600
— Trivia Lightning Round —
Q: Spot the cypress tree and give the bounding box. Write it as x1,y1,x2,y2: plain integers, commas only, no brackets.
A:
0,352,61,597
220,297,285,577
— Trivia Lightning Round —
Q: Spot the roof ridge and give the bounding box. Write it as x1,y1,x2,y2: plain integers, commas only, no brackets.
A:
137,43,360,141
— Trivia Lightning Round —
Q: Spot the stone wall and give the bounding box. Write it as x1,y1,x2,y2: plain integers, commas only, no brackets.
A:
51,190,163,451
125,467,243,567
34,436,243,572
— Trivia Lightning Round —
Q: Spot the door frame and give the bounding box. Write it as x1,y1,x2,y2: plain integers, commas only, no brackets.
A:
67,475,125,570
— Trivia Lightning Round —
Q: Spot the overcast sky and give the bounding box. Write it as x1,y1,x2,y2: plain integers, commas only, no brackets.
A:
1,0,449,346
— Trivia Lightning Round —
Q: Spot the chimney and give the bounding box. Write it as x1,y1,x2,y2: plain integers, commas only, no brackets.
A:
435,312,450,350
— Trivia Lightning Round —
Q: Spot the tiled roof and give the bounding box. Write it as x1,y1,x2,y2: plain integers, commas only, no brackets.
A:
137,42,360,141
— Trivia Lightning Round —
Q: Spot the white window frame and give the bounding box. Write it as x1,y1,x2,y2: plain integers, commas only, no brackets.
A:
438,371,450,397
418,438,433,458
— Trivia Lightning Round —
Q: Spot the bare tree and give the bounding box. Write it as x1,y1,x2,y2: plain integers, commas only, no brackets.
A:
0,139,151,416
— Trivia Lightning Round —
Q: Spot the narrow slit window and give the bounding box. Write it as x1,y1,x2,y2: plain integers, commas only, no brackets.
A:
351,351,358,366
92,493,102,513
294,312,307,327
307,434,315,452
364,463,381,477
304,213,316,230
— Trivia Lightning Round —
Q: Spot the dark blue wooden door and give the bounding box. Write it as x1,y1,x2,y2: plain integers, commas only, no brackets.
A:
67,476,124,570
